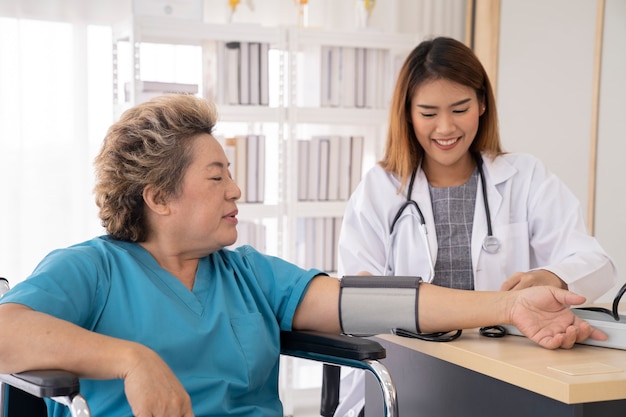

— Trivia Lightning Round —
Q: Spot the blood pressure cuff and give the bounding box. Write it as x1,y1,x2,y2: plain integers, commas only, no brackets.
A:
339,275,422,336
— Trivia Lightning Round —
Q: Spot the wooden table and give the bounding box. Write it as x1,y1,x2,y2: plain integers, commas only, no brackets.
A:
365,330,626,417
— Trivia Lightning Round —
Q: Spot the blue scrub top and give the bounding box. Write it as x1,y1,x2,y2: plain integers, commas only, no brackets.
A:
0,236,323,417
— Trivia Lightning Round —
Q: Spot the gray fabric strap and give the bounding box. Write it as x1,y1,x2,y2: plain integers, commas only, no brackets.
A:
339,275,422,336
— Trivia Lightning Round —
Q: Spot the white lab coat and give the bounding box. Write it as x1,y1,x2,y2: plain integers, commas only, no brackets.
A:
338,152,617,301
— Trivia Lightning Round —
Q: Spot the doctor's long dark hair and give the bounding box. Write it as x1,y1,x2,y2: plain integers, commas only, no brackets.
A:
380,36,503,193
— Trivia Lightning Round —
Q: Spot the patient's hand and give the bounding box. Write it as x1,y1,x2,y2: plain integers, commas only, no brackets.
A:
508,286,606,349
123,345,194,417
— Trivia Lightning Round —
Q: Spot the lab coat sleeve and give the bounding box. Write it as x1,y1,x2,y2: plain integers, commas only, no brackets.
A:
524,157,618,302
337,166,398,276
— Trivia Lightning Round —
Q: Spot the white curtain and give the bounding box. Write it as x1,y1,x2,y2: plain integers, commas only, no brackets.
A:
0,13,114,285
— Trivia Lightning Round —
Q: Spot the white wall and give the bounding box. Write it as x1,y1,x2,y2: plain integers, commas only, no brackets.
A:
594,0,626,303
497,0,626,302
497,0,596,216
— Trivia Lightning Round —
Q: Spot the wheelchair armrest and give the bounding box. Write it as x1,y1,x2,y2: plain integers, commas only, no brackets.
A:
0,370,80,398
280,330,386,361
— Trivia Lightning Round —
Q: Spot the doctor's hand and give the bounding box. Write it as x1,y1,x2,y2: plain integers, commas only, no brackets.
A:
500,269,567,291
508,286,607,349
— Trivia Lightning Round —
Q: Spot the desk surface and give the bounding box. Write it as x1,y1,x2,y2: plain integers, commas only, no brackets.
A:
378,329,626,404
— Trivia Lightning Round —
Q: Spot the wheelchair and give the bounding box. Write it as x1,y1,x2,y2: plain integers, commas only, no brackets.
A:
0,277,398,417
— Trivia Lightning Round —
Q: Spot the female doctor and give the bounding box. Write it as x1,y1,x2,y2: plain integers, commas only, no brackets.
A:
338,36,616,298
332,36,618,417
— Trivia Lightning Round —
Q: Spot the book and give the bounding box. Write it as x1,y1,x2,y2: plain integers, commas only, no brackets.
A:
338,135,352,200
297,140,310,201
318,137,330,201
314,217,325,269
238,41,250,105
355,47,366,108
139,81,199,94
225,42,241,105
233,135,248,201
295,217,308,268
246,134,259,202
320,46,331,107
259,42,270,106
323,217,335,272
365,48,380,108
248,42,260,105
326,135,341,201
333,217,342,272
304,217,316,269
329,46,341,107
257,134,266,203
220,136,237,178
350,135,364,193
201,40,225,104
307,137,321,201
340,47,356,108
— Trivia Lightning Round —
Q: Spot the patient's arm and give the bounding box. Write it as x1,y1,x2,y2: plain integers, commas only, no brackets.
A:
0,303,193,417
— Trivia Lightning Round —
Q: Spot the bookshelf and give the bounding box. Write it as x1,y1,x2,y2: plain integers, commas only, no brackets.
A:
284,26,419,271
111,15,420,271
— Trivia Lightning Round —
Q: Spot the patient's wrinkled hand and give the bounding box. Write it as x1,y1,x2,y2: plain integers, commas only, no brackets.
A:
123,345,194,417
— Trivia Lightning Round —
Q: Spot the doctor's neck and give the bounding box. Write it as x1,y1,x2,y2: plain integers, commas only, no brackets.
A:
422,153,476,188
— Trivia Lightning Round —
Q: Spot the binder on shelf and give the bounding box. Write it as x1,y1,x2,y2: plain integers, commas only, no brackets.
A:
318,137,330,201
259,43,270,106
307,137,321,201
329,46,341,107
246,134,259,203
355,47,366,108
297,140,310,201
225,42,241,105
139,81,198,94
257,134,266,203
232,135,248,202
320,46,331,107
248,42,260,105
350,135,364,193
314,217,325,270
323,217,335,272
305,218,317,269
338,136,352,201
340,47,356,108
365,48,381,108
201,40,225,104
220,136,237,176
238,41,250,105
327,135,341,201
333,217,342,271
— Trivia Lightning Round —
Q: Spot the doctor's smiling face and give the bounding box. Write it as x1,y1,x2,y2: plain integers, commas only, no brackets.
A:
410,78,484,186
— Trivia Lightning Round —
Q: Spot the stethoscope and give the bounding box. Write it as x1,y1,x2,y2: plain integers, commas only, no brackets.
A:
388,153,505,342
386,152,500,281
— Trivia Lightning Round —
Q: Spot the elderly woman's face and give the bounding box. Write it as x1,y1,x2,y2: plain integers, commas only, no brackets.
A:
164,133,241,254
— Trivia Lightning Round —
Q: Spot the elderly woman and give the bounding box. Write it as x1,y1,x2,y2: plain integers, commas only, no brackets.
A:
0,94,605,417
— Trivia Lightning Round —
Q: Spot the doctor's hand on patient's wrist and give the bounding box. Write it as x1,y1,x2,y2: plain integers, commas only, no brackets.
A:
500,270,568,291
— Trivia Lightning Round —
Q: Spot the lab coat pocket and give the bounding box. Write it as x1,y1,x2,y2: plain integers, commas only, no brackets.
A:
499,222,530,273
477,222,530,290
